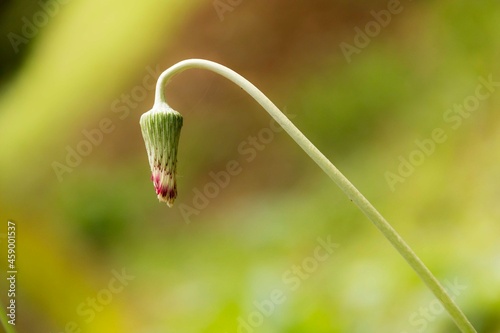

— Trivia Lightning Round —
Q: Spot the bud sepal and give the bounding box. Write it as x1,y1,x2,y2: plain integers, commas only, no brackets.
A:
140,103,183,207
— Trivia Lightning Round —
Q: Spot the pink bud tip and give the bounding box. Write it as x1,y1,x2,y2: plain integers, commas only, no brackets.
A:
151,169,177,207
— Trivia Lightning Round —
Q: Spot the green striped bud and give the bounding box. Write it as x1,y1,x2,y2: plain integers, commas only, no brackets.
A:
140,103,183,207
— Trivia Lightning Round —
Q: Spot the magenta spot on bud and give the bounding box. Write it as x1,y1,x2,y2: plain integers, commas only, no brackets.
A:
150,169,177,206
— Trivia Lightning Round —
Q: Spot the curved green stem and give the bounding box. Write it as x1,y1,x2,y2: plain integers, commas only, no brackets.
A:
155,59,476,333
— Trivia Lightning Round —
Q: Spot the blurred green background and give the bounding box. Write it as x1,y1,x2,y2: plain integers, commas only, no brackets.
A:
0,0,499,332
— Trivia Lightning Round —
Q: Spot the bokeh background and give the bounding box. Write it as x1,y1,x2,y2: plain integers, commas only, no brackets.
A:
0,0,499,332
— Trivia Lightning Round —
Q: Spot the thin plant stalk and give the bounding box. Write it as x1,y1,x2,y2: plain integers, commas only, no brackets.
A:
154,59,477,333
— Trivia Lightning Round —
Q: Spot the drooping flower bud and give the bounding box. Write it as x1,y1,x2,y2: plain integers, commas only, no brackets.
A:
140,103,183,207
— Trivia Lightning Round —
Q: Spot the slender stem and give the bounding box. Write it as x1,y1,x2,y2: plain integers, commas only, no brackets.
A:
0,299,16,333
155,59,477,333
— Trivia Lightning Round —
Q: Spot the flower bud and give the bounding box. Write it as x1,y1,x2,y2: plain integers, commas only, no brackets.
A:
140,103,183,206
